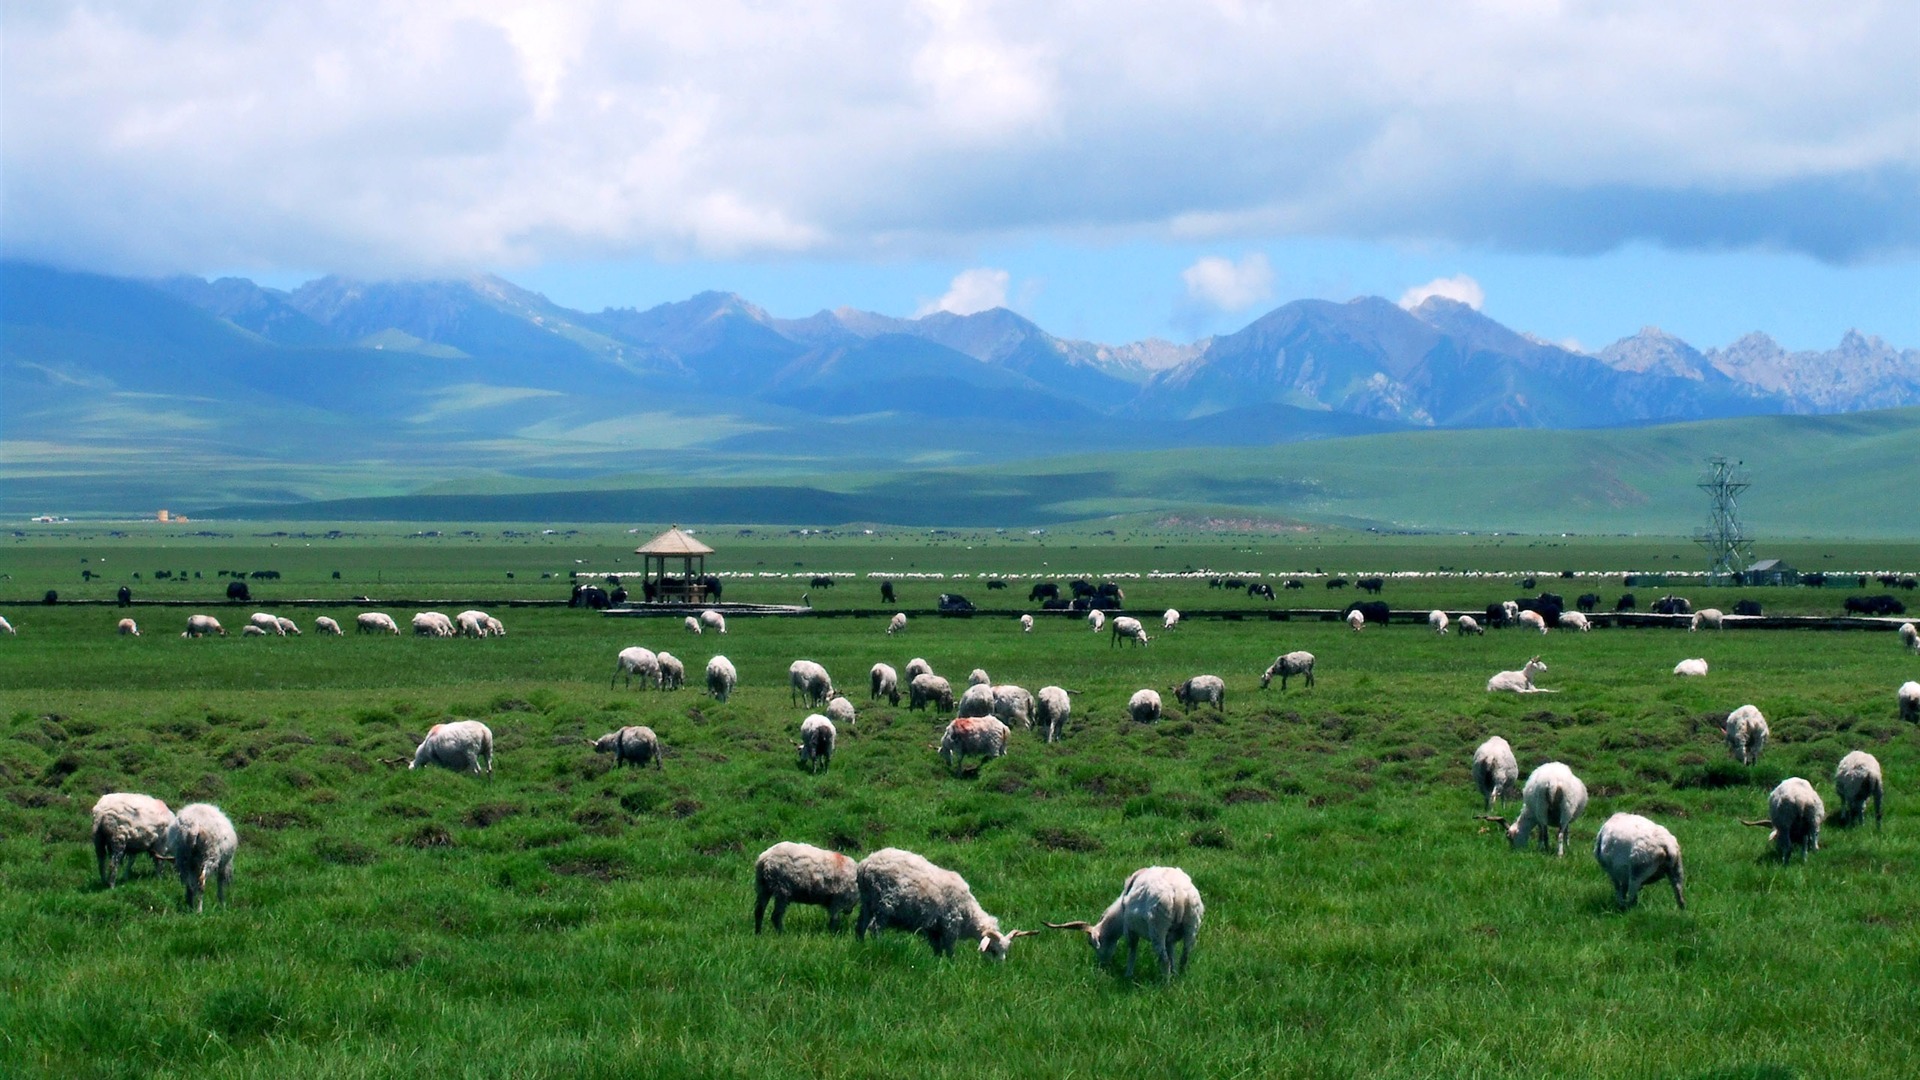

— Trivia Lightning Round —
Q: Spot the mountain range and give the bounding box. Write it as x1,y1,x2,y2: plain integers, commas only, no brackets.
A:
2,259,1915,513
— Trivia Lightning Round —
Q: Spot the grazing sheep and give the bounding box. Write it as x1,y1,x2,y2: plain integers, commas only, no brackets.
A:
1128,689,1162,724
1346,609,1366,632
1833,751,1883,829
613,646,661,689
1046,866,1205,980
1517,610,1549,634
182,614,226,638
241,625,268,637
592,725,662,769
1019,614,1033,633
957,682,996,718
968,668,991,687
1690,608,1724,631
1487,656,1551,693
754,841,858,933
1898,621,1918,652
455,609,493,637
939,715,1009,773
412,611,456,637
685,615,702,635
904,658,934,683
1557,611,1591,633
356,612,399,635
0,615,12,634
1745,777,1824,864
797,714,836,772
789,660,833,707
275,617,301,636
164,803,237,912
91,793,174,888
909,673,955,713
700,609,726,634
870,663,900,706
116,617,140,636
1110,616,1150,647
1487,762,1588,856
484,616,505,637
706,655,738,702
1172,675,1225,713
1471,736,1519,812
249,612,286,636
1035,686,1071,743
887,612,908,636
1087,609,1106,632
1457,614,1484,636
1162,609,1181,632
1723,705,1769,767
1260,651,1316,690
1429,610,1449,635
1593,813,1685,910
656,651,686,690
314,616,343,635
1900,681,1920,723
854,847,1034,959
412,720,495,778
826,693,857,733
1673,658,1709,677
990,685,1035,729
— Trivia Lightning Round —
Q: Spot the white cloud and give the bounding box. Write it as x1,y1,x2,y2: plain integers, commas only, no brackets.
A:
917,267,1011,316
1399,274,1485,311
1182,253,1273,313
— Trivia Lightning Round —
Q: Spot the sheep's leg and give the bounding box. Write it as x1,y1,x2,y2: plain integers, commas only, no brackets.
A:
1623,877,1640,909
217,861,231,906
1156,936,1175,980
754,890,771,933
1124,934,1140,980
771,897,790,933
1179,928,1194,973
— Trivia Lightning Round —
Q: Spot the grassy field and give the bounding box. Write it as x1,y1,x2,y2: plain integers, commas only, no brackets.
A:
3,530,1919,1078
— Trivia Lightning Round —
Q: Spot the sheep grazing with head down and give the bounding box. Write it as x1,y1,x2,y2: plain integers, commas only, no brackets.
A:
1429,610,1449,635
826,694,857,733
685,615,701,635
356,612,399,635
182,614,226,638
1087,609,1106,633
1047,866,1205,980
117,617,140,636
939,716,1009,773
789,661,833,707
855,847,1034,959
1517,610,1549,634
613,646,661,689
275,616,302,636
1487,656,1551,693
456,609,493,637
754,841,858,933
1899,681,1920,724
91,793,175,888
887,612,908,636
1128,689,1162,724
1833,751,1883,829
314,616,343,636
0,615,13,635
1593,813,1685,910
250,612,287,636
870,663,900,706
1673,658,1709,677
1471,736,1519,812
1723,705,1768,766
957,682,996,719
1035,686,1071,744
593,725,662,770
1260,651,1315,690
1346,609,1366,632
990,685,1035,729
700,609,726,635
1899,622,1919,652
1557,611,1590,632
1172,675,1225,713
910,673,955,713
1485,762,1588,857
165,803,238,912
1162,609,1181,632
705,655,737,702
412,720,495,778
1457,614,1484,636
904,658,933,683
797,715,836,773
1110,616,1150,647
1019,613,1033,633
412,611,455,637
1691,608,1724,632
655,652,686,690
1744,777,1824,864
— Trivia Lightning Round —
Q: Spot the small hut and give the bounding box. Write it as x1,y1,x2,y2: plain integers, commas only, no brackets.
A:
1741,558,1798,587
635,526,715,603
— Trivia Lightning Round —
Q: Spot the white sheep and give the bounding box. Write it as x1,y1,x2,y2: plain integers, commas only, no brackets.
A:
613,646,661,689
1501,600,1520,624
1087,609,1106,632
1899,621,1919,652
1899,681,1920,724
0,615,12,634
165,803,238,912
706,655,737,702
592,725,662,769
116,617,140,636
1487,656,1552,693
1593,813,1685,910
1690,608,1724,632
1723,705,1768,766
455,609,492,637
412,720,495,778
275,617,301,636
249,612,286,636
910,673,955,713
182,614,226,638
656,651,686,690
754,841,858,933
1744,777,1824,864
797,714,836,772
1046,866,1205,980
1486,762,1588,856
1834,751,1883,829
685,615,702,635
1557,610,1590,632
1260,651,1316,690
1517,609,1549,634
1110,616,1150,647
356,612,399,634
887,612,908,636
314,616,343,635
1035,686,1071,743
789,660,833,707
1673,658,1709,677
1162,609,1181,632
939,715,1010,773
904,657,934,683
1346,609,1365,632
826,693,857,733
412,611,456,637
870,663,900,706
957,682,996,718
484,616,506,637
1172,675,1225,713
1128,688,1162,724
1471,736,1519,812
241,625,268,637
991,685,1035,729
967,668,991,687
700,609,727,634
855,847,1034,958
1457,614,1484,636
91,793,174,888
1019,614,1033,633
1429,610,1449,635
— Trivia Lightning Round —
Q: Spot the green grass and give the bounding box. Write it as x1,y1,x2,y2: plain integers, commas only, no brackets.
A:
2,533,1919,1077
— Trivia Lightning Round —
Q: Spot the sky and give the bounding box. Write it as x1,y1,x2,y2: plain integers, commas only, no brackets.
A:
4,1,1916,352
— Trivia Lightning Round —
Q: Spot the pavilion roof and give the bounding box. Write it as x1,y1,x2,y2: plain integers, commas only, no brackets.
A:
635,526,714,556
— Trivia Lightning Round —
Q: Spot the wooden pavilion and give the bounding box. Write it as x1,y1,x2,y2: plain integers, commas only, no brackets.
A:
634,526,714,602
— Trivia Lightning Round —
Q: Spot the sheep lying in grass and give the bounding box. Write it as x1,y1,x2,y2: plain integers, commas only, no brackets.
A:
1260,651,1315,690
656,652,686,690
910,673,955,713
1088,609,1106,632
1557,611,1590,632
314,616,343,635
241,625,268,637
165,803,237,912
1485,762,1588,856
117,618,140,636
1899,621,1919,652
1172,675,1225,713
1723,705,1768,766
939,716,1009,773
904,658,933,683
1346,609,1365,632
412,720,495,778
754,842,858,933
1744,777,1823,864
1471,736,1519,812
613,646,661,689
1019,614,1033,633
183,614,226,638
685,615,702,635
700,609,726,634
1111,617,1150,647
1673,658,1709,677
1128,689,1162,724
1517,610,1549,634
1487,656,1552,693
797,715,836,773
706,655,737,702
91,793,174,888
870,663,900,706
1833,751,1883,829
356,612,399,634
1035,686,1071,743
593,725,662,770
1593,813,1685,910
1691,608,1724,631
1900,681,1920,724
1046,866,1204,980
1429,610,1449,635
887,612,907,636
1162,609,1181,632
1457,614,1483,636
855,847,1034,959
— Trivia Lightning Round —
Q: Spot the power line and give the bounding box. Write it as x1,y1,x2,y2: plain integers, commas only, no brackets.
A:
1692,455,1753,583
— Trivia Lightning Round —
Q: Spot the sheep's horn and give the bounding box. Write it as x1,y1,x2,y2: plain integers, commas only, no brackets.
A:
1739,818,1773,828
1044,921,1095,931
153,854,175,862
1007,929,1041,939
1478,815,1507,826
